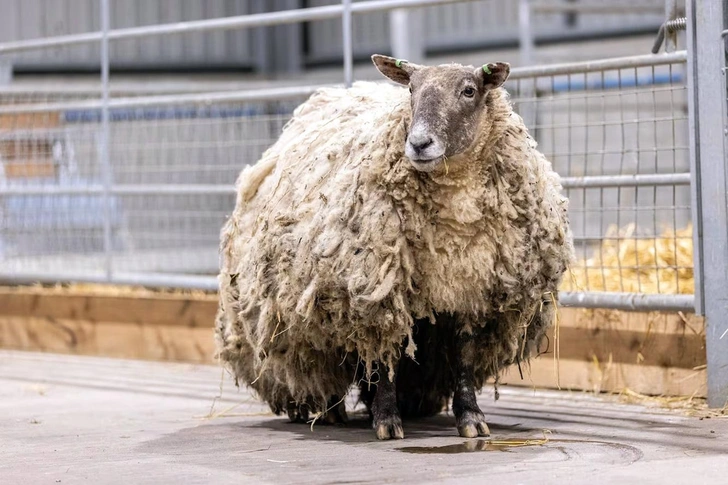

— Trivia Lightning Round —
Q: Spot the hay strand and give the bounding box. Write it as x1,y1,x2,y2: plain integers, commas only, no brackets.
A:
615,388,727,419
563,224,694,294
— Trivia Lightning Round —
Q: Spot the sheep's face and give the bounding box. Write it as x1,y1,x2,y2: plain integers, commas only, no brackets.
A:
372,54,510,173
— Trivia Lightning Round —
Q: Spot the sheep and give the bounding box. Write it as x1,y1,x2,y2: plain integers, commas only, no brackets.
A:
215,54,574,440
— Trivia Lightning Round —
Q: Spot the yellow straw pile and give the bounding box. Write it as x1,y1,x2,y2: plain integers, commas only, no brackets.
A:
562,224,694,294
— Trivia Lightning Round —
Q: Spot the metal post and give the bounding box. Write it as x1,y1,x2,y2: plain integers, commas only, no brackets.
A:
272,0,303,74
100,0,113,282
664,0,678,52
519,0,534,66
342,0,353,87
686,0,728,407
0,59,11,85
390,8,424,65
250,0,270,74
518,0,537,131
251,0,302,75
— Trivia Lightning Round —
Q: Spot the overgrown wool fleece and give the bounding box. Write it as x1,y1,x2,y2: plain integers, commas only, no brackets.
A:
216,81,574,413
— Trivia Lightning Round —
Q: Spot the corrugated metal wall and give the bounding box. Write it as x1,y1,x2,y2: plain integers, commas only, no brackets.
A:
304,0,664,62
0,0,665,70
0,0,254,69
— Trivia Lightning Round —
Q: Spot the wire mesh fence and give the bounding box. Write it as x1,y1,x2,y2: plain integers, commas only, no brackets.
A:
0,93,303,280
0,53,694,306
507,54,692,298
0,1,696,312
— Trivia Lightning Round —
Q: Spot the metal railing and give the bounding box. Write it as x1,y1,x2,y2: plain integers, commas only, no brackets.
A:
0,1,693,303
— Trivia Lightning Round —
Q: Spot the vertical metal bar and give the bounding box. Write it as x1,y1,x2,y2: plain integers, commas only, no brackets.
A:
598,69,607,291
0,58,11,85
519,0,534,66
664,0,678,52
272,0,303,74
686,0,728,407
251,0,271,74
342,0,353,88
686,2,707,320
518,0,536,129
100,0,113,282
390,8,424,65
632,66,642,292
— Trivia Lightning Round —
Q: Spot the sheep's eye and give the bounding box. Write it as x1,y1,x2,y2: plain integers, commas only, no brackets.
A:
408,85,413,94
462,87,476,98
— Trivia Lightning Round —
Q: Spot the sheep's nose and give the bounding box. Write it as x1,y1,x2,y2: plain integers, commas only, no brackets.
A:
408,135,433,154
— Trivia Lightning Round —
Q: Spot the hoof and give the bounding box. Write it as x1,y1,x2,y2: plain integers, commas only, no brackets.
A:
374,416,405,440
287,401,310,423
456,411,490,438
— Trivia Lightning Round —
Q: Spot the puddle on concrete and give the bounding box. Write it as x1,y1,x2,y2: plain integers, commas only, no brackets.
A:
398,438,637,456
399,440,517,454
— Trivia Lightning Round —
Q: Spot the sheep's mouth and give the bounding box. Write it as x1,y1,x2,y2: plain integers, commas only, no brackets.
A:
409,156,443,172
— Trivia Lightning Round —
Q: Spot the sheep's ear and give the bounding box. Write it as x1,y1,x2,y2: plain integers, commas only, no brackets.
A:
372,54,419,85
475,62,510,90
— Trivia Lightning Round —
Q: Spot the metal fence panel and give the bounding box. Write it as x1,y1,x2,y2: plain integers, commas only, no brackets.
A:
506,55,692,298
0,96,301,279
0,0,697,316
0,53,693,309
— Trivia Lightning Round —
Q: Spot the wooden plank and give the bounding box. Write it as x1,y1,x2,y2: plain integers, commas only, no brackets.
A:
554,326,705,369
0,288,708,397
0,290,218,328
2,161,56,178
500,357,707,398
0,317,215,364
0,112,61,130
0,289,704,333
559,307,704,335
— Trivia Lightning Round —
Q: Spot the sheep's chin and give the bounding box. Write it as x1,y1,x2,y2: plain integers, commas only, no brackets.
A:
408,157,443,173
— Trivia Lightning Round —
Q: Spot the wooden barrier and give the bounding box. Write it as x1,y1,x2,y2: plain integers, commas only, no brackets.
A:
0,286,706,397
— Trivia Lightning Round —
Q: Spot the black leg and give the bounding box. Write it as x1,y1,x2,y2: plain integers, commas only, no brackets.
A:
287,395,348,425
452,330,490,438
371,364,404,440
286,397,310,423
286,396,311,423
320,394,349,425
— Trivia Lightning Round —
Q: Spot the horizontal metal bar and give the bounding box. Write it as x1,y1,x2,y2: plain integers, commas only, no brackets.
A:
113,184,236,196
0,53,688,115
0,173,692,197
0,271,219,291
0,270,697,310
0,184,236,196
0,0,472,55
0,81,282,95
0,84,335,115
531,3,663,14
559,291,695,312
509,51,687,79
533,71,683,94
560,172,691,189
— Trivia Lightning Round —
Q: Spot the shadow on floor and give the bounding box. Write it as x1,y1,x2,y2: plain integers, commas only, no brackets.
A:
245,412,540,444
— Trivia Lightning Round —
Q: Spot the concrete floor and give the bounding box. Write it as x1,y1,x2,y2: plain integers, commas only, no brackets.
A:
1,350,725,485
